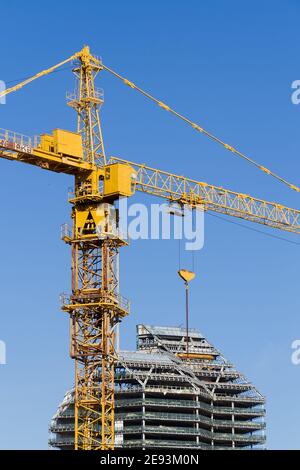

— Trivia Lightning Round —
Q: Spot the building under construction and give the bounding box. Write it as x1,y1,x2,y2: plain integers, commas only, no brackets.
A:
49,324,266,450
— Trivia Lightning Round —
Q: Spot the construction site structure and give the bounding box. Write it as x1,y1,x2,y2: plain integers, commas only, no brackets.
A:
0,45,298,450
49,324,266,450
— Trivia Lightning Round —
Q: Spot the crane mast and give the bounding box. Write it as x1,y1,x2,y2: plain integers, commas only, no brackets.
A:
61,47,127,450
67,46,106,167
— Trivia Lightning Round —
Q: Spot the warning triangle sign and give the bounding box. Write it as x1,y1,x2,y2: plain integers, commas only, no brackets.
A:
82,211,96,235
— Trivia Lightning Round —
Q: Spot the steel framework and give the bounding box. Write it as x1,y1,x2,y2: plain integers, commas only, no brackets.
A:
49,324,266,450
61,48,128,449
0,45,299,450
63,231,127,449
67,46,106,167
110,157,300,233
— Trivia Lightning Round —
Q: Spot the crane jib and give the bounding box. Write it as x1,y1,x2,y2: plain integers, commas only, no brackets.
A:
0,138,32,155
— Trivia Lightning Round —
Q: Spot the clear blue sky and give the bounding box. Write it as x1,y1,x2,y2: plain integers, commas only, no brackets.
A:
0,0,300,450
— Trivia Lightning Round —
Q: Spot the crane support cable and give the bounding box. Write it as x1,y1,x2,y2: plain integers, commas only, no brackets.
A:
0,53,80,98
101,63,300,194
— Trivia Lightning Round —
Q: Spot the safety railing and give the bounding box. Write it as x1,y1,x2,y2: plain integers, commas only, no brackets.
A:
121,439,263,449
115,397,265,416
215,393,265,403
116,384,264,402
117,384,196,394
0,128,33,146
66,87,104,103
60,223,72,241
48,436,74,446
49,423,74,433
116,411,265,429
121,439,208,449
122,425,265,443
59,291,130,313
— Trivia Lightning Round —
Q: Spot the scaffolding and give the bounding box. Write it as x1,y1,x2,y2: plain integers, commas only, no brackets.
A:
49,324,266,450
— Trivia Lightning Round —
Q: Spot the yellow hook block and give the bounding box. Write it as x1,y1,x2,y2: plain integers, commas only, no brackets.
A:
178,269,196,284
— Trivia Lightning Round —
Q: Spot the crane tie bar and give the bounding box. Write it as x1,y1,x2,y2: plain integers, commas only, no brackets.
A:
101,63,300,194
1,47,299,194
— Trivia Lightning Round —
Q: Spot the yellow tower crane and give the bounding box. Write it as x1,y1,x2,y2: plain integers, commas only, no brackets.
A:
1,46,300,450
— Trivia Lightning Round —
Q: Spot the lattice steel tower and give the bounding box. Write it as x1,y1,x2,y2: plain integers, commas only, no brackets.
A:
62,46,129,450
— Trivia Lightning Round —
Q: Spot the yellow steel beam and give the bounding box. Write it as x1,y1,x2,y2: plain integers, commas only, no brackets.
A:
0,128,101,175
0,146,95,174
109,157,300,234
68,46,106,166
0,54,79,98
102,63,300,193
0,46,102,100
